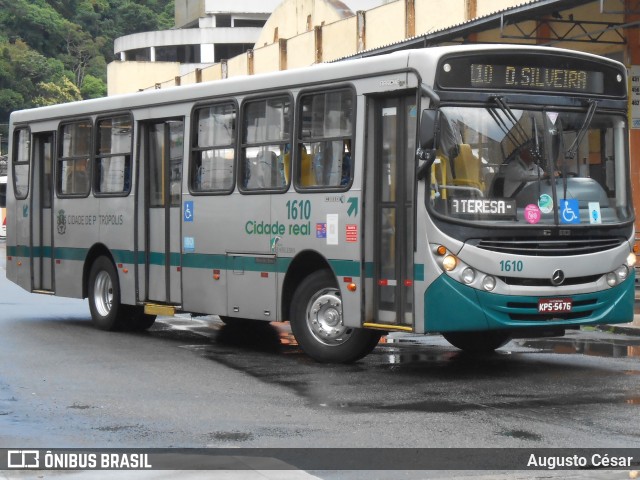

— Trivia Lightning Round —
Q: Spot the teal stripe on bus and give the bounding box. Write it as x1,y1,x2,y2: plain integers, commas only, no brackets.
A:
148,251,165,266
112,249,140,264
328,259,361,277
55,247,88,261
414,264,425,282
7,245,380,281
7,245,31,257
182,253,227,269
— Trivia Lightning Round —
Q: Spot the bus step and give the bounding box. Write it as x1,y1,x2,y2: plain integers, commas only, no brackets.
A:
363,322,414,333
144,304,177,316
32,289,55,295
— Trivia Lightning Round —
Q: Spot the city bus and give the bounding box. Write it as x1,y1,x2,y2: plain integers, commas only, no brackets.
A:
5,44,636,363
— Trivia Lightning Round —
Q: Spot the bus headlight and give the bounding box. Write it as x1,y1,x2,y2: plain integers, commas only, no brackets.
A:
461,267,476,284
442,255,458,272
627,252,637,267
606,272,618,287
482,275,496,291
615,264,629,281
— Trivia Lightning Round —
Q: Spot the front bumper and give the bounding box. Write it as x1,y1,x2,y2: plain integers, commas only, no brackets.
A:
424,272,635,333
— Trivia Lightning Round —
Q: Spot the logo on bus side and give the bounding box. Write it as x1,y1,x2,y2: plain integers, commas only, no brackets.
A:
57,210,66,235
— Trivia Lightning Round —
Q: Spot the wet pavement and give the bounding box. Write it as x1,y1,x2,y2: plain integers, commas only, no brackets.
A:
2,240,640,479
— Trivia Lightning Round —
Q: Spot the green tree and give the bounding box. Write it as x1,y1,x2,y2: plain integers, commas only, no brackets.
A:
80,74,107,99
34,77,82,106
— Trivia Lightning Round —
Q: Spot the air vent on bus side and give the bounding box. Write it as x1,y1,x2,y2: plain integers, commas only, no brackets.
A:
471,238,624,256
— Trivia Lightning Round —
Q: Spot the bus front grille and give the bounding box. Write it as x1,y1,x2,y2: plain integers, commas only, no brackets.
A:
473,237,624,256
499,274,602,287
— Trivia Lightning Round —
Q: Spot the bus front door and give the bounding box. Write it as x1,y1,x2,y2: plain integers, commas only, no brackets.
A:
145,120,184,305
31,132,54,292
372,95,416,327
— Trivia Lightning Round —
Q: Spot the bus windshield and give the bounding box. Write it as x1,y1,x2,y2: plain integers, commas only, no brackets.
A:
428,105,632,227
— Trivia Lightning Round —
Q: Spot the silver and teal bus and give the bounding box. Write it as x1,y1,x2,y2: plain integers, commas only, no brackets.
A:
6,45,636,362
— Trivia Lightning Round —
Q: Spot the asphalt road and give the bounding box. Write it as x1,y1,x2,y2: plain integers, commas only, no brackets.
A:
1,241,640,479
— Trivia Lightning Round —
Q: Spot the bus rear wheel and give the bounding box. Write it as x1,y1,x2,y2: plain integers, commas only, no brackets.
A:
442,330,511,355
88,256,125,331
290,270,381,363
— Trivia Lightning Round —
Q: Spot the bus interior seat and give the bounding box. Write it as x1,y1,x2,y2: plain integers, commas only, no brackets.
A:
452,144,483,189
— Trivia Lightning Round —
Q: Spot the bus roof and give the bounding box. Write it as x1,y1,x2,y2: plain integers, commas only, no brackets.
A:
9,44,625,126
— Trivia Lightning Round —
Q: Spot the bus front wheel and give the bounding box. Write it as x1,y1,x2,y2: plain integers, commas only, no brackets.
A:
290,270,381,363
88,256,124,331
442,330,511,355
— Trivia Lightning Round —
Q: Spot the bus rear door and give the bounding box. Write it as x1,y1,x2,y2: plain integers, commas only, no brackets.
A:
143,119,184,306
31,132,55,292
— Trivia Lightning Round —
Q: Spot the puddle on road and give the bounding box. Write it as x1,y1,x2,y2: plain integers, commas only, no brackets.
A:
518,337,640,359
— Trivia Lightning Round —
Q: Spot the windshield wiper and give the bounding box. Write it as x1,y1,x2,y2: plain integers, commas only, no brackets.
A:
490,96,530,148
565,99,598,161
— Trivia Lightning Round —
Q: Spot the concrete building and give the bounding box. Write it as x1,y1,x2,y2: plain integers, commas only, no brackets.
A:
110,0,281,93
108,0,393,94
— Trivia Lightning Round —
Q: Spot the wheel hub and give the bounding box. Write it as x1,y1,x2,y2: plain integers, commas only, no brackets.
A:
307,289,352,345
93,271,113,317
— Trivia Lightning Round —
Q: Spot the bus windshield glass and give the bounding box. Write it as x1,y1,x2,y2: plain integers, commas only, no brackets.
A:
428,105,632,227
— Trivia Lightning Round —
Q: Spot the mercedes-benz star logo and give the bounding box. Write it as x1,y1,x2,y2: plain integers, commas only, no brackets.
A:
551,269,565,286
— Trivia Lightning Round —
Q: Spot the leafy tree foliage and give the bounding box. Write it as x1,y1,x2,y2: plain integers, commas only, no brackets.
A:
0,0,174,129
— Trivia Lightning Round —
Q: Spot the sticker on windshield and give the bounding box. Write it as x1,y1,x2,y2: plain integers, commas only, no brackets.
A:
524,204,541,224
547,112,559,124
588,202,602,224
560,199,580,224
538,194,553,214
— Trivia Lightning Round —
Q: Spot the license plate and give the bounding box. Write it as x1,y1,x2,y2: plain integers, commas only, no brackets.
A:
538,298,572,313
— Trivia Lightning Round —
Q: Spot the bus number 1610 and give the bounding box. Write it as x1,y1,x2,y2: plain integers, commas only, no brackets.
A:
499,260,524,272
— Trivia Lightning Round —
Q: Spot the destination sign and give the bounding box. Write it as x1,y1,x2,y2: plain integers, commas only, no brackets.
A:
470,64,595,92
437,53,624,97
450,199,516,218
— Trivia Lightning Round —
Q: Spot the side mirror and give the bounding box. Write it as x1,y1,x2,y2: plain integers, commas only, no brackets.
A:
419,109,439,150
416,109,439,180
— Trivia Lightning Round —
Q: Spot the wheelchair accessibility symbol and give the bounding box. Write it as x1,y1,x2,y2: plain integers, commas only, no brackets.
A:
183,201,194,222
560,199,580,224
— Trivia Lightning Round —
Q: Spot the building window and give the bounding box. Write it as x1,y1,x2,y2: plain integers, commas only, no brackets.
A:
214,44,254,63
156,45,201,63
216,15,231,27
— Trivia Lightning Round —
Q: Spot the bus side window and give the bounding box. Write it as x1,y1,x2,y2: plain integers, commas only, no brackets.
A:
58,120,92,197
297,88,354,190
95,115,132,195
191,102,236,193
241,96,291,192
12,128,30,199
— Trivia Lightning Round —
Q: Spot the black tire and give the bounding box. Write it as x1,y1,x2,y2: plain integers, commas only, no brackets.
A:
87,256,125,331
289,270,381,363
442,330,511,355
122,305,156,332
